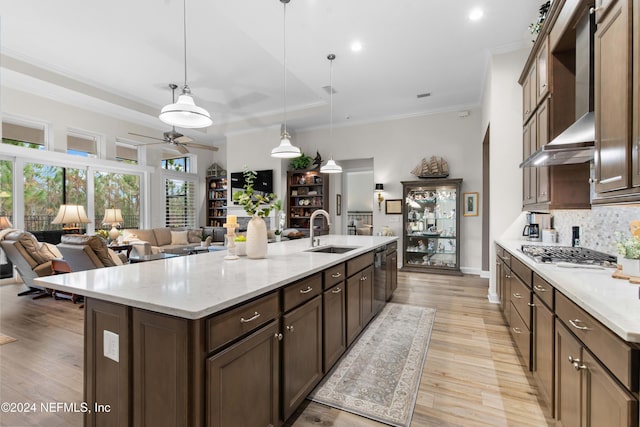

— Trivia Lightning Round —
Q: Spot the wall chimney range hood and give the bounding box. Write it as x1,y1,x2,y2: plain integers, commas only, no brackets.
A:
520,13,595,168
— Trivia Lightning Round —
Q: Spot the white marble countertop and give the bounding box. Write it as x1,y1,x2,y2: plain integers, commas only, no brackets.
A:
36,235,398,320
497,239,640,344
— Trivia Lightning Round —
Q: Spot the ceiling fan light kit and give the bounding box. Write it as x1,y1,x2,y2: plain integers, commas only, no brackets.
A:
271,0,302,159
159,0,212,129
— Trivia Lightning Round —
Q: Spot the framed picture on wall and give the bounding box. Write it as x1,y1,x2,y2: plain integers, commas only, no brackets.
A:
463,192,479,216
336,194,342,216
385,199,402,215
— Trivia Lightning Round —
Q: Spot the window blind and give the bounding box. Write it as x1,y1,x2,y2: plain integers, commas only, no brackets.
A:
165,178,196,228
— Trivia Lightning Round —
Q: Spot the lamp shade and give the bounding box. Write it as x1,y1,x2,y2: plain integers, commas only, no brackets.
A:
159,93,213,129
0,216,13,229
375,183,384,191
320,158,342,174
52,205,91,225
271,132,302,158
102,208,124,226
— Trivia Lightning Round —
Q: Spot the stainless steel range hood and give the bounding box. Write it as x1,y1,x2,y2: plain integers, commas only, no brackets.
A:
520,12,595,168
520,112,594,167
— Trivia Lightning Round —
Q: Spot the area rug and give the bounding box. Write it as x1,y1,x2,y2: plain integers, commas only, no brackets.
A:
0,334,17,345
308,303,436,427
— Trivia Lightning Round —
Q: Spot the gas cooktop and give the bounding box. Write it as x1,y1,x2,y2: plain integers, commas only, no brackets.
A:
520,245,617,267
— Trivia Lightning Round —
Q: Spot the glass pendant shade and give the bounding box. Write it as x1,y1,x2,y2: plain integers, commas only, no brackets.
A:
321,157,342,173
160,91,212,129
271,132,302,158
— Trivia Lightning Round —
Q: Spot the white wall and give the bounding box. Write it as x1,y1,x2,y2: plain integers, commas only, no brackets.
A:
346,171,373,211
482,48,529,300
294,109,484,273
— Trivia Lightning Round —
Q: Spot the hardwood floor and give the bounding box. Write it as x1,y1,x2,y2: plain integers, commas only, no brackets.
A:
0,272,553,427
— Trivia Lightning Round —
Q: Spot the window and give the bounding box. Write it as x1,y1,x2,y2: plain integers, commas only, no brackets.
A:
2,122,45,150
165,178,196,228
161,154,191,172
0,160,12,220
115,144,138,164
23,162,86,232
94,171,140,229
67,134,97,157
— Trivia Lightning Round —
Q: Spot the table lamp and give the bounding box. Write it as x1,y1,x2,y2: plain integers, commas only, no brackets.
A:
102,208,124,241
52,204,91,232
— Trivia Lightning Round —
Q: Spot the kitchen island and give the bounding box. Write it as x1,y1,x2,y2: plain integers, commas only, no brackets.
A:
36,235,398,427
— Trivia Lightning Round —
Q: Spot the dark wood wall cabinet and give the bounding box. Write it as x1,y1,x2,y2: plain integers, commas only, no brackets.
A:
83,246,396,427
496,244,639,425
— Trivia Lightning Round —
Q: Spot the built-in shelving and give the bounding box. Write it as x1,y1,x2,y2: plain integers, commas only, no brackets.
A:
207,176,227,227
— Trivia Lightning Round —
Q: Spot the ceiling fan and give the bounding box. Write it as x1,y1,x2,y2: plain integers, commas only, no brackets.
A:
129,84,218,154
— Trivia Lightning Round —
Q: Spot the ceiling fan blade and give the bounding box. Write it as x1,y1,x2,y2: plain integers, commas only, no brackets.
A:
183,142,219,152
128,132,166,142
174,135,193,144
174,143,189,154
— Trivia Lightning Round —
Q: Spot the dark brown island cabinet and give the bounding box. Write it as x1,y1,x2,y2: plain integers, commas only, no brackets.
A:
496,244,639,426
83,245,396,427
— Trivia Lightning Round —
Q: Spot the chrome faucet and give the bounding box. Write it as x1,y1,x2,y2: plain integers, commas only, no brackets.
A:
310,209,331,247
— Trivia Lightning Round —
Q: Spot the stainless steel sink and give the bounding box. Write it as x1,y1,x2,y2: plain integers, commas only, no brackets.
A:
305,245,359,254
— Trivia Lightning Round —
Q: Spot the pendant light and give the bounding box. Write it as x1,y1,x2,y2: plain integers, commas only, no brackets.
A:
320,54,342,174
271,0,302,158
159,0,212,129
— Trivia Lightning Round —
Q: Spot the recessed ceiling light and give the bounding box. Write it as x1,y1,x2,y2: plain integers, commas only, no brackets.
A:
350,41,363,52
469,8,483,21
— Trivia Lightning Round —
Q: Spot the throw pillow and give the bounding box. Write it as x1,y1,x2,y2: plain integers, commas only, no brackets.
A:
187,229,202,244
171,230,189,245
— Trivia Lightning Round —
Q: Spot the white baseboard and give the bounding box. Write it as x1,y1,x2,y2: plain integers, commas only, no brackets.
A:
487,293,500,304
460,267,490,278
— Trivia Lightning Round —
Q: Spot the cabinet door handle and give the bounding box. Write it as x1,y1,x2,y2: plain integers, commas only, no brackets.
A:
512,293,522,299
331,272,342,278
568,356,581,364
299,286,313,294
528,302,535,307
512,327,522,334
286,325,295,333
331,287,342,294
569,319,590,331
533,284,547,292
505,274,512,279
240,312,260,323
274,333,283,341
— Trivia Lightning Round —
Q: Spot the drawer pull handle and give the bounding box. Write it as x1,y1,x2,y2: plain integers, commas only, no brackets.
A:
573,361,587,371
331,272,342,278
331,287,342,294
512,327,522,334
505,274,512,279
274,333,283,341
569,319,590,331
568,356,581,364
299,286,313,294
240,312,261,323
599,175,622,184
533,284,547,292
528,302,535,307
512,293,522,299
286,325,295,333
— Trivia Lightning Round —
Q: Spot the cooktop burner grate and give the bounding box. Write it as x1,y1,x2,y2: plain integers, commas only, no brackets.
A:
520,245,617,267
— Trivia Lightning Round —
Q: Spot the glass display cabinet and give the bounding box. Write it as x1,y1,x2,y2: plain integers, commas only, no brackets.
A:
401,179,462,275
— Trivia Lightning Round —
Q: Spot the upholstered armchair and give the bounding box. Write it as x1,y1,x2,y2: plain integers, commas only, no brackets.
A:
0,229,63,296
56,235,127,271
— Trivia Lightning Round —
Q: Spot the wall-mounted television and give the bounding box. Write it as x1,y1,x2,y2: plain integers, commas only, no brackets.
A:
230,169,273,201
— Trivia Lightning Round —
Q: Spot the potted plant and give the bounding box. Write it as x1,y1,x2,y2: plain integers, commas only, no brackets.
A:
289,153,313,170
616,232,640,276
232,167,279,258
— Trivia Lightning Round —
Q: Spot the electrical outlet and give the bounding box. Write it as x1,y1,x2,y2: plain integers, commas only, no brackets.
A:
103,330,119,362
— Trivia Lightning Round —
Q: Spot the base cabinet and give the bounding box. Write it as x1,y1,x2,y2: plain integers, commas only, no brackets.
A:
533,293,555,417
207,321,280,427
555,320,638,427
282,295,323,421
346,265,374,346
323,283,346,372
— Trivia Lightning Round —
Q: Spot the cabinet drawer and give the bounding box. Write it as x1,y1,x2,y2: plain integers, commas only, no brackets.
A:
509,302,531,369
207,292,279,353
510,275,532,329
323,263,346,289
510,256,532,287
532,273,554,309
385,242,397,254
556,291,639,391
347,251,374,277
496,244,505,260
283,273,322,312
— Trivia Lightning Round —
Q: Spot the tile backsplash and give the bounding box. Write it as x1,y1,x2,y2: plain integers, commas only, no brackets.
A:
551,205,640,255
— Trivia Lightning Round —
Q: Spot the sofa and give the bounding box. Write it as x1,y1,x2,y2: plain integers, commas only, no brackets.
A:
122,228,211,256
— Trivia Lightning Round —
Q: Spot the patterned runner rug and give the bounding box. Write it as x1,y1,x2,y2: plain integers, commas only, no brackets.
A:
0,334,17,345
308,303,436,427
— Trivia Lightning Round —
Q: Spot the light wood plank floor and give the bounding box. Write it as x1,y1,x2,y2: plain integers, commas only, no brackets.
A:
0,272,553,427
